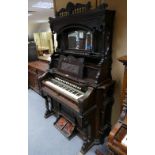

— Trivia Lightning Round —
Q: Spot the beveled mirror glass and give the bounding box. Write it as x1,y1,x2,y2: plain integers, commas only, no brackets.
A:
68,31,93,50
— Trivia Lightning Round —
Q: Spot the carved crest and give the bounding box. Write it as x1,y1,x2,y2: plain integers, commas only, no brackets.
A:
56,2,91,17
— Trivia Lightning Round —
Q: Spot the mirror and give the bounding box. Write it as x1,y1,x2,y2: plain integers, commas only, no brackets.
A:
68,31,93,50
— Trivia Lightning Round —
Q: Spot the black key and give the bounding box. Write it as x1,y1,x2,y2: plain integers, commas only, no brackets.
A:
76,93,81,96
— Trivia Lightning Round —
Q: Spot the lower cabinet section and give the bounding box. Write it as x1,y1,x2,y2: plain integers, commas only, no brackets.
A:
41,81,115,154
28,70,40,93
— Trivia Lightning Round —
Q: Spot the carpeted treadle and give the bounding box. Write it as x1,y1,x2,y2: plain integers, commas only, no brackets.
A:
28,89,100,155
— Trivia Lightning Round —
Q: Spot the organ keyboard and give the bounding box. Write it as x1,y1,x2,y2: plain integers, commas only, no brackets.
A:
43,77,86,103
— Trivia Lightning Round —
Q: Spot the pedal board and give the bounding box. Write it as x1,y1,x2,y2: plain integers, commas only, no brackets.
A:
54,116,75,138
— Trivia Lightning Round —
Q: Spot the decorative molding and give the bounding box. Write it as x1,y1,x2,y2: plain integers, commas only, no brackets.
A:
49,9,109,34
56,2,92,17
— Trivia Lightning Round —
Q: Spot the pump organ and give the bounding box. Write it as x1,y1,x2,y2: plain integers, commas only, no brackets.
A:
39,2,115,154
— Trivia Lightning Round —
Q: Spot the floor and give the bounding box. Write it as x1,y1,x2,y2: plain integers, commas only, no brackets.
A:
28,89,99,155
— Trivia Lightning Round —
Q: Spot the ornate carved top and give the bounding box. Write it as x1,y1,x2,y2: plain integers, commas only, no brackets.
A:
56,2,92,17
49,6,110,34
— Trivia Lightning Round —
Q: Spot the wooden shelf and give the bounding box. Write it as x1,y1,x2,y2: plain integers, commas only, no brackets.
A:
28,60,49,94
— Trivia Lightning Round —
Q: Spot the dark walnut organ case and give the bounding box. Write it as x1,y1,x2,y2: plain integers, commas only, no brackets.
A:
39,2,115,154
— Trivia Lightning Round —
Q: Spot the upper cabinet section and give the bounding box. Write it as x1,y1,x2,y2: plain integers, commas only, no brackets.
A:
49,2,115,58
49,3,109,34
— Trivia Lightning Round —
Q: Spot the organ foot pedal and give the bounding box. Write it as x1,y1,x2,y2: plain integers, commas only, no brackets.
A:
54,116,75,139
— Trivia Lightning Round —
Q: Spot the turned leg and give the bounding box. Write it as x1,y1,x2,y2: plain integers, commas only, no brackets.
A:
44,96,53,118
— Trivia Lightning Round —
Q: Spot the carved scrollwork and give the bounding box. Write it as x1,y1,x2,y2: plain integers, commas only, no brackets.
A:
56,2,91,17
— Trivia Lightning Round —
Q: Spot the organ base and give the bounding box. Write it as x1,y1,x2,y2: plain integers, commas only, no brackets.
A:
41,80,115,154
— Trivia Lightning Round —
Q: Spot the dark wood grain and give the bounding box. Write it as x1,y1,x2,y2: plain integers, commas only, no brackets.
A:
28,60,49,94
